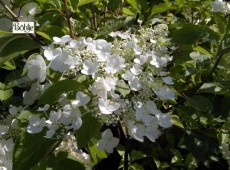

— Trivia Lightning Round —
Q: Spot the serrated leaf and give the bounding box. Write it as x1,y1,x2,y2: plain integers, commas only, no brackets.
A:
185,95,213,112
13,129,57,170
39,79,81,105
76,113,101,149
0,82,13,101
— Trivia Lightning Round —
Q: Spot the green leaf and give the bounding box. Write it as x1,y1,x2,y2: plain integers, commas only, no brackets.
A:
126,0,148,12
87,139,107,166
192,46,212,57
39,25,68,40
170,148,182,164
70,0,79,10
185,95,213,112
171,115,184,129
46,67,62,83
213,13,226,34
1,60,16,70
0,36,40,66
0,30,12,36
39,79,81,105
36,31,52,41
52,151,86,170
76,113,101,149
116,82,130,97
78,0,99,7
172,24,219,45
122,7,136,16
13,129,57,170
198,83,229,95
221,17,230,53
0,82,13,101
151,3,176,16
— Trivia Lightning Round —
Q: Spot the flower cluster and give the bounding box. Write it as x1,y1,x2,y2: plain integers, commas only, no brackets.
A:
16,20,175,153
210,0,230,13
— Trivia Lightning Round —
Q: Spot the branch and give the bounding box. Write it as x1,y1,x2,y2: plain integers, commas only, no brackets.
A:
63,0,76,39
91,5,97,30
45,138,63,159
124,138,129,170
0,0,19,21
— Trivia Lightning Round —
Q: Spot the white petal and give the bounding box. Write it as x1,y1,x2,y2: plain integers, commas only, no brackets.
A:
72,91,90,106
102,129,113,140
108,137,119,148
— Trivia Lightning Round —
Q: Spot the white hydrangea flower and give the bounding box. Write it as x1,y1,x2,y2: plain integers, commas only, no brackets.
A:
129,77,142,91
59,105,82,130
90,77,116,99
126,40,142,55
0,126,9,138
122,70,135,81
72,91,90,106
130,64,142,75
97,129,119,153
38,104,50,112
156,113,172,128
23,82,44,105
134,55,149,65
27,115,46,134
53,35,72,46
144,100,159,115
0,138,14,170
153,86,176,100
105,55,126,74
210,0,230,13
50,50,77,72
150,55,168,68
44,47,62,61
69,37,87,48
145,125,161,142
49,110,62,123
81,59,98,75
98,98,120,115
128,122,146,142
25,55,46,82
45,124,58,138
9,105,23,115
162,77,174,85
